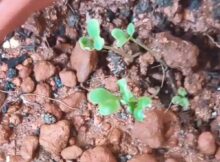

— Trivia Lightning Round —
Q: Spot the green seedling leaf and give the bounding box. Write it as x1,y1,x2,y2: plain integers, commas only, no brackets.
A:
126,23,135,37
133,108,145,122
171,95,190,111
171,96,182,106
87,19,100,39
94,36,105,51
99,99,121,116
177,87,187,97
117,78,134,104
88,88,121,116
137,97,152,109
111,28,129,47
179,97,190,110
79,36,94,51
127,97,137,113
133,97,152,121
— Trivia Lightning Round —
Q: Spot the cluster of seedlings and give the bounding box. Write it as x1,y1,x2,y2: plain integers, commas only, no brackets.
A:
79,19,190,121
88,78,152,121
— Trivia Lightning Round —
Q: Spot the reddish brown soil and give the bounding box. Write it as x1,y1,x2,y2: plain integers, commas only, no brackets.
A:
0,0,220,162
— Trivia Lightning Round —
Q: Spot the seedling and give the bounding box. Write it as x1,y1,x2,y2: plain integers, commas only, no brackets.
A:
88,88,121,116
111,23,135,47
79,19,105,51
88,78,152,121
171,87,190,111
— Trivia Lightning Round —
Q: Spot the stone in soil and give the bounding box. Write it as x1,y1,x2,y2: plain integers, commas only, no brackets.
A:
213,5,220,20
3,54,28,68
34,61,56,82
0,152,5,162
4,81,16,91
34,83,51,104
71,42,98,82
61,145,83,160
1,103,9,114
7,68,17,79
18,65,32,78
43,113,57,124
107,51,127,77
21,77,35,93
184,72,205,95
53,75,63,89
131,109,164,148
59,91,86,113
80,146,117,162
135,0,153,14
108,128,122,145
8,155,25,162
0,91,6,107
103,76,118,92
215,147,220,160
39,120,70,155
188,0,202,10
131,109,179,148
20,136,39,160
67,11,80,27
155,0,173,7
165,158,178,162
138,52,155,75
0,125,11,145
128,153,158,162
198,131,216,155
59,70,77,87
44,103,63,120
151,32,199,75
9,114,22,126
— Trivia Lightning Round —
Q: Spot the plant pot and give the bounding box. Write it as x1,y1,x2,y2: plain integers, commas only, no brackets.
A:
0,0,54,43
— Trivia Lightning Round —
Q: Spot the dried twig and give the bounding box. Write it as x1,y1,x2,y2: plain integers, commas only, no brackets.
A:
0,90,76,110
204,33,220,49
130,38,177,93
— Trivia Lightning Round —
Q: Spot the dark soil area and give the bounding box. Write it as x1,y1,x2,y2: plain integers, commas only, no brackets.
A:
0,0,220,162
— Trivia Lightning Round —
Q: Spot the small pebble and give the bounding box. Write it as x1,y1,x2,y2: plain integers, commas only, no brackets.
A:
107,52,126,77
9,114,22,126
3,37,20,49
118,154,132,162
118,112,129,120
67,12,80,27
69,137,76,145
43,113,57,124
155,0,173,7
213,6,220,21
12,77,21,87
54,75,63,89
188,0,202,10
17,28,33,39
7,68,17,79
4,81,16,91
34,128,41,136
2,104,9,114
55,25,66,36
106,9,116,22
1,54,28,68
120,7,132,21
102,122,111,131
135,0,153,14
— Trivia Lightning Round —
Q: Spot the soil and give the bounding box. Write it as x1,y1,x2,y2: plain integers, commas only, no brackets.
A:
0,0,220,162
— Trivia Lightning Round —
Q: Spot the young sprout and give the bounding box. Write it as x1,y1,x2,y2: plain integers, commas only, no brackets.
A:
171,87,190,111
88,78,152,122
117,79,152,121
79,19,105,51
111,23,135,48
88,88,121,116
